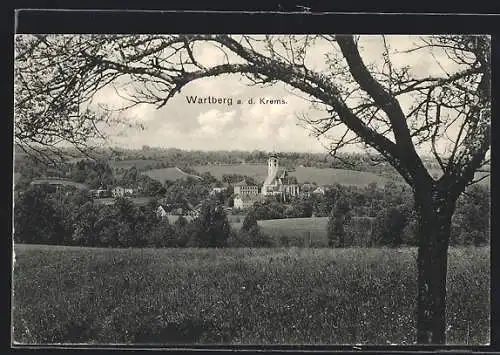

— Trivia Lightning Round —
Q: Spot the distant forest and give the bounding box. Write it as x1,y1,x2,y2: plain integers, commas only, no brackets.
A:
15,145,456,176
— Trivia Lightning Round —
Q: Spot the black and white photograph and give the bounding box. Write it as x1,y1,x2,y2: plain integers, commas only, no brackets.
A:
12,32,491,346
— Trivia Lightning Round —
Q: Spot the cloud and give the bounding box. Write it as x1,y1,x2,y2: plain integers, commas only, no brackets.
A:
91,35,469,154
358,35,462,78
195,109,236,135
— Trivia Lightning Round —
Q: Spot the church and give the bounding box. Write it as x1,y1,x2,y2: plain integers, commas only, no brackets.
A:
261,152,300,200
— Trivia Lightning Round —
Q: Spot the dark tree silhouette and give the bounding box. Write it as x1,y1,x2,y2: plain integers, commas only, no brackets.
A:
373,205,410,247
14,34,490,344
327,196,351,247
191,200,231,247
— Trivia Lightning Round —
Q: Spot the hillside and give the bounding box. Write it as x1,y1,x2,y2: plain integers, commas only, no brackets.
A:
30,178,88,190
142,167,202,183
192,164,389,187
109,159,160,170
93,197,153,206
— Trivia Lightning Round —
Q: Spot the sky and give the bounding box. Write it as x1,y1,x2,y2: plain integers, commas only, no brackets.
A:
89,35,474,154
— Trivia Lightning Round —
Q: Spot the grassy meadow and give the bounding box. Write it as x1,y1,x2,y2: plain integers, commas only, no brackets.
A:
143,167,201,182
108,159,160,170
141,164,488,188
12,244,489,345
231,217,330,246
169,164,388,187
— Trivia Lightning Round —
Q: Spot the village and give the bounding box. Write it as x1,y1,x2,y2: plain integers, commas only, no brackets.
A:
99,152,327,221
25,152,329,222
13,32,491,346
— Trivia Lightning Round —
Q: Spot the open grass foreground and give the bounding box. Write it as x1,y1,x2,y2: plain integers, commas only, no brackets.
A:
12,244,489,345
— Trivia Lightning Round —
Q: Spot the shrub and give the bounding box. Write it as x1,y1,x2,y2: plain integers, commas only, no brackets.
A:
238,213,273,247
327,197,351,247
372,205,410,247
189,200,231,247
239,227,274,247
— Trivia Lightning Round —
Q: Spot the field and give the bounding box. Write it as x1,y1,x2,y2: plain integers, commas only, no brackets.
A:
142,164,489,187
109,159,159,170
12,244,489,345
93,197,153,206
143,167,201,183
30,179,89,190
191,164,389,187
231,217,330,246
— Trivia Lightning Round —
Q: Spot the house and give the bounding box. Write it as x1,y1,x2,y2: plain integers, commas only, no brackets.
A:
234,180,259,196
112,186,126,197
186,208,200,218
156,205,168,220
172,207,184,215
301,183,316,191
161,203,191,217
111,186,135,197
261,153,300,199
233,194,256,210
90,185,109,198
193,203,202,216
299,183,317,198
124,188,135,196
210,187,228,196
312,186,326,195
185,202,201,218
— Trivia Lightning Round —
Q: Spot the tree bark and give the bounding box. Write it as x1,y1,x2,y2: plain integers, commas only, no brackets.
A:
414,186,458,344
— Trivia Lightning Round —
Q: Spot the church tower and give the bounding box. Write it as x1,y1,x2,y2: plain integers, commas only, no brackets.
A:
268,152,279,178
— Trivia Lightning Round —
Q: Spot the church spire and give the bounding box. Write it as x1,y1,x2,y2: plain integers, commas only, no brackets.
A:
270,144,279,158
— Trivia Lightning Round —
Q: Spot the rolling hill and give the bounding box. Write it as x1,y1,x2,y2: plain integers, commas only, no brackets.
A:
191,164,389,187
30,178,88,190
142,167,202,183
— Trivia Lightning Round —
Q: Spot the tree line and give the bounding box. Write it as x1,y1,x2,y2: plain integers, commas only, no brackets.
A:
14,181,489,249
16,145,422,178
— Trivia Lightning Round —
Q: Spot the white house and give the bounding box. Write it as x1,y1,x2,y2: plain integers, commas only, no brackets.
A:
156,205,168,220
112,186,126,197
112,186,135,197
233,194,257,210
312,186,326,195
210,187,228,196
89,186,109,198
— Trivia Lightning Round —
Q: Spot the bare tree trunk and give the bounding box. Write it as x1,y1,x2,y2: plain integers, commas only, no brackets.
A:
414,186,457,344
